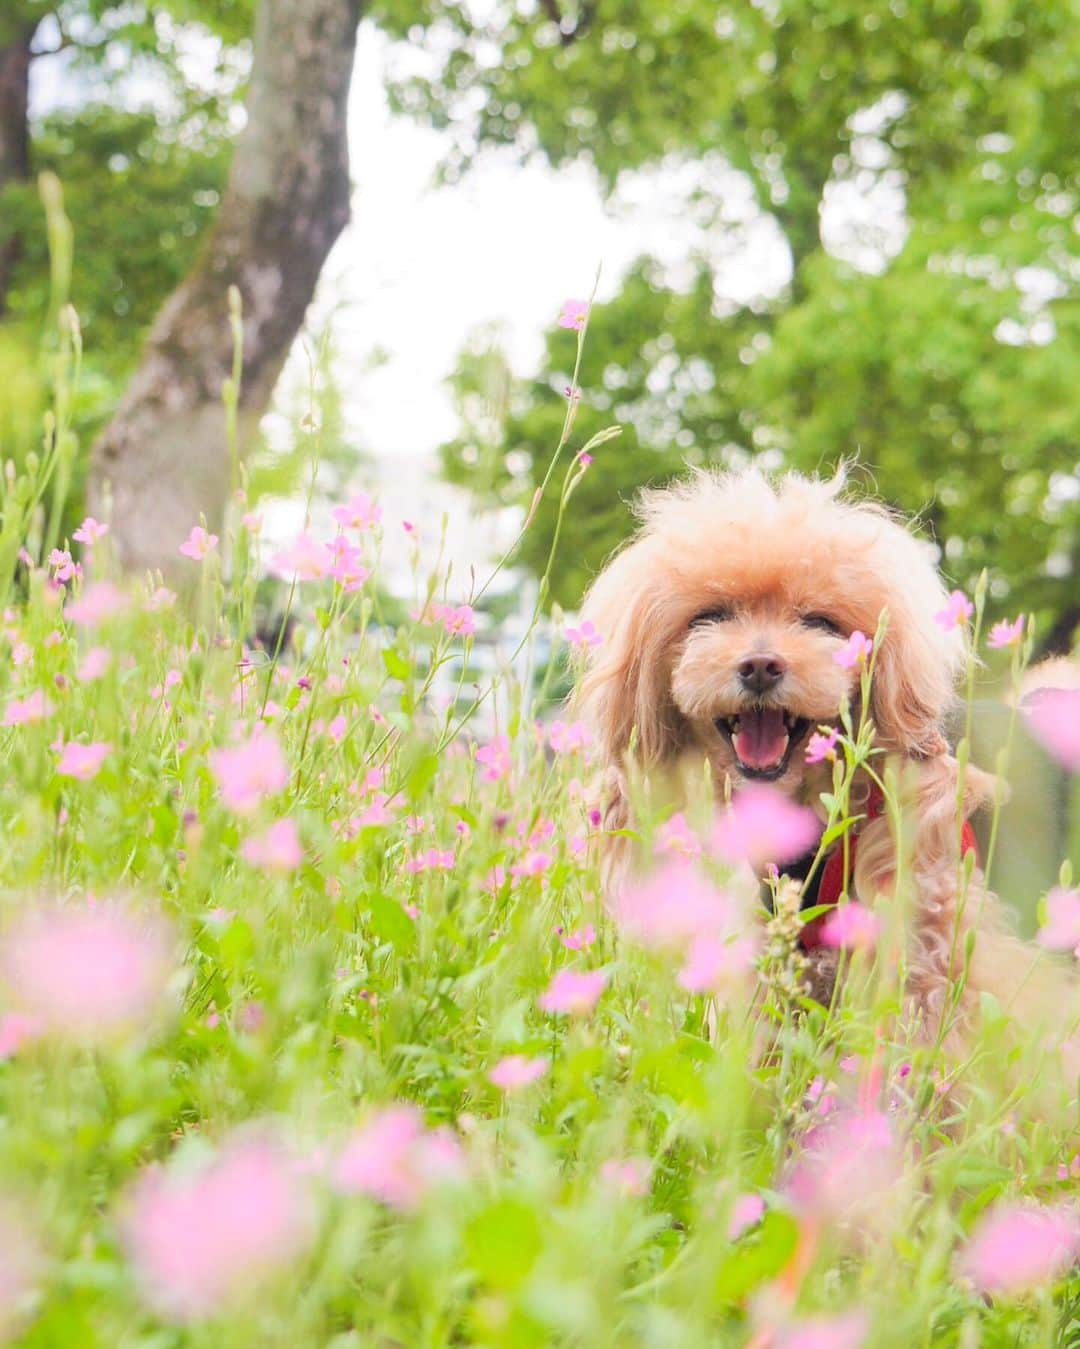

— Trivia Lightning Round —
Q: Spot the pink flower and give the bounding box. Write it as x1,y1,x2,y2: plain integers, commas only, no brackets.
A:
600,1157,651,1197
786,1108,899,1227
615,861,742,952
0,1012,42,1059
820,902,880,951
777,1312,869,1349
565,619,603,649
3,689,52,726
1,901,174,1043
655,812,702,859
331,491,382,531
805,726,839,764
488,1054,549,1091
178,525,218,561
987,615,1024,649
269,532,332,581
48,548,79,582
710,784,821,869
934,588,974,631
833,629,874,668
77,646,112,682
476,734,512,783
145,586,177,611
548,719,592,754
241,819,302,872
1023,688,1080,773
440,603,476,637
72,516,109,545
728,1192,765,1240
959,1202,1080,1295
11,641,31,668
242,511,263,533
122,1133,314,1321
328,535,369,592
559,923,596,951
558,299,589,331
65,581,127,626
56,740,111,780
511,849,551,878
210,730,289,814
677,931,758,994
1036,886,1080,954
538,968,607,1015
334,1106,464,1210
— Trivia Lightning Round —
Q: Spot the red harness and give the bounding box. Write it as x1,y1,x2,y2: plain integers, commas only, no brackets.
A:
799,784,979,950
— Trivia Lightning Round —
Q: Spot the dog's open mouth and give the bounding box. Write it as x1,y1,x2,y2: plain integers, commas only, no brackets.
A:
714,707,810,780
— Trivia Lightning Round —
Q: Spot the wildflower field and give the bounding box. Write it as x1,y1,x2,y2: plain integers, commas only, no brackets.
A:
0,311,1078,1348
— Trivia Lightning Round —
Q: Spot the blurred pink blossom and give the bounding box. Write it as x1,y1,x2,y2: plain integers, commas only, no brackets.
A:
655,812,702,858
65,581,127,626
710,785,821,869
488,1054,549,1091
56,740,111,780
1023,688,1080,773
564,619,602,649
959,1201,1080,1295
820,902,880,951
934,589,973,631
0,1011,42,1058
72,516,109,545
777,1312,869,1349
728,1192,765,1240
511,850,552,878
334,1105,464,1210
145,586,177,612
404,847,455,873
600,1158,650,1197
122,1133,314,1321
786,1108,900,1227
1,901,174,1043
331,491,382,531
211,730,289,814
269,532,332,581
538,968,607,1015
677,931,758,994
3,689,52,726
178,526,218,561
476,734,512,782
805,726,839,764
548,719,592,754
48,548,80,583
77,646,112,682
558,299,589,330
0,1197,43,1339
559,923,596,951
615,861,742,952
1036,886,1080,955
241,819,302,872
328,535,369,592
987,615,1024,649
833,630,874,668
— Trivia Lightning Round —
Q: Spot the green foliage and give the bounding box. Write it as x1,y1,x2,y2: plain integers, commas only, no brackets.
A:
419,0,1079,640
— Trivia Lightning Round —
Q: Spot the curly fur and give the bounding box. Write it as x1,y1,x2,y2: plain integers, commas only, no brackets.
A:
578,466,1079,1086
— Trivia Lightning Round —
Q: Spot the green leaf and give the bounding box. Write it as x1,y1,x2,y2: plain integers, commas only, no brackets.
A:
713,1211,799,1306
365,894,417,954
466,1197,543,1289
382,647,412,681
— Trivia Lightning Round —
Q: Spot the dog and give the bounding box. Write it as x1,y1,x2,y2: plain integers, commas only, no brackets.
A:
577,466,1078,1086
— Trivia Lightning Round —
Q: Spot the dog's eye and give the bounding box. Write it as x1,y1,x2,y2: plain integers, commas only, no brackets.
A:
801,613,843,636
689,606,733,629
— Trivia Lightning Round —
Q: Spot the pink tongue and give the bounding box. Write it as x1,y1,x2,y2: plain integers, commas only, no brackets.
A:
734,708,789,769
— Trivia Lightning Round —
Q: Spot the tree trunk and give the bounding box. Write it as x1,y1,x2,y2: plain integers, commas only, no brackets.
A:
89,0,363,573
0,18,36,315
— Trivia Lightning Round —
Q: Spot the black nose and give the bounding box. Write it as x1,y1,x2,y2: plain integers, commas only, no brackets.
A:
738,654,786,693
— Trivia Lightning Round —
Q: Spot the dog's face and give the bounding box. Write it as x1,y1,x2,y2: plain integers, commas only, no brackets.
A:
579,469,965,799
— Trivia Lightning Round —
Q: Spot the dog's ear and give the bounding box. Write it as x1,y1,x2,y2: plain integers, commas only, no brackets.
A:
871,601,963,760
576,536,685,771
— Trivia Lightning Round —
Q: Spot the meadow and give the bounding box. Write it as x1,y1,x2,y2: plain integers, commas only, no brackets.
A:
0,308,1078,1349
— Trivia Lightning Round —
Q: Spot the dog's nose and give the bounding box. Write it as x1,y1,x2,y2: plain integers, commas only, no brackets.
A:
737,653,786,693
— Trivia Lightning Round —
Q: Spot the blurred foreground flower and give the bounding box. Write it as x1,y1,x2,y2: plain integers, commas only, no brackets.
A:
820,902,880,952
178,525,218,561
987,615,1023,649
122,1134,314,1322
331,490,381,531
711,785,821,869
832,630,873,668
538,968,608,1015
211,729,289,814
488,1055,549,1091
786,1108,901,1229
334,1105,465,1210
934,590,973,631
558,299,589,330
958,1201,1080,1296
65,581,127,627
776,1311,869,1349
56,740,111,780
1036,886,1080,955
3,690,52,727
241,818,302,872
1023,688,1080,773
0,900,175,1045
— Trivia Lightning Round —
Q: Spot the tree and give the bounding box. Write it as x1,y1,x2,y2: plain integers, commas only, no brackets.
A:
87,0,361,570
399,0,1079,642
